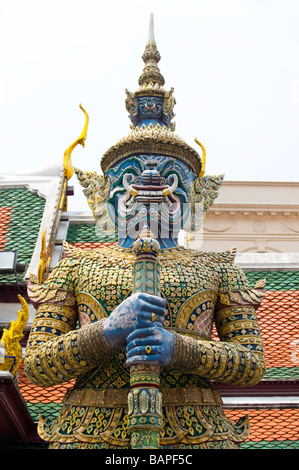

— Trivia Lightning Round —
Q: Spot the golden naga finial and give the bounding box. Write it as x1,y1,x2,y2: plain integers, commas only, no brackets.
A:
63,104,89,180
194,138,206,177
0,295,29,377
38,229,47,284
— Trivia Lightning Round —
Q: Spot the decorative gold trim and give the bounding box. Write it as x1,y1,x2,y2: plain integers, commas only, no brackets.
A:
176,290,217,331
63,240,237,265
38,230,47,284
101,123,201,175
76,292,108,322
162,406,215,445
63,386,223,408
194,139,206,177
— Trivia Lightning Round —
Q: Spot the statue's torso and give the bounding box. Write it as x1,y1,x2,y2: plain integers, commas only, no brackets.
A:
72,252,221,392
76,252,221,339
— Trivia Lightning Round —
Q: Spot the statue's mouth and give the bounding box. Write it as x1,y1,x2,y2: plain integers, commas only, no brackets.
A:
121,173,180,214
144,103,157,111
133,185,168,202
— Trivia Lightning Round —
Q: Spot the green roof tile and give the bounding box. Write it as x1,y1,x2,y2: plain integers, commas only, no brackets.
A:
66,223,118,243
241,440,299,449
0,188,46,285
27,402,62,423
264,367,299,380
246,271,299,291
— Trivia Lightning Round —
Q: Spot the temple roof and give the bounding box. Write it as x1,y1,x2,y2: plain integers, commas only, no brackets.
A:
0,167,67,286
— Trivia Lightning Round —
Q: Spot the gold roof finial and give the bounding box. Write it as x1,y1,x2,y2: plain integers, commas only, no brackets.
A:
137,13,165,94
194,139,206,177
63,104,89,181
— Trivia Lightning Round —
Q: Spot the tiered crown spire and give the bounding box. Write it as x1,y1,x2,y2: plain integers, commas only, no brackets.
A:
137,13,165,94
125,14,176,128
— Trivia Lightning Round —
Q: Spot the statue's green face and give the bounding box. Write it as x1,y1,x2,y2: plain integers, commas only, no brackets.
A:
105,154,197,242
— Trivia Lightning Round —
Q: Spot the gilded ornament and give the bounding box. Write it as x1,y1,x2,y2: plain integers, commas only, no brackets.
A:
38,229,48,284
0,295,29,376
63,104,89,181
140,390,149,414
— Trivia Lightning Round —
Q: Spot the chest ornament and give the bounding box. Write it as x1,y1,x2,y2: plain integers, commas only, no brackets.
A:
76,292,108,327
175,290,217,339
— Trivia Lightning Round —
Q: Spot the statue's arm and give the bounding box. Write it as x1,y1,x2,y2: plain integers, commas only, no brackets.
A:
170,305,265,386
25,258,166,387
24,309,113,387
24,260,114,387
169,264,266,386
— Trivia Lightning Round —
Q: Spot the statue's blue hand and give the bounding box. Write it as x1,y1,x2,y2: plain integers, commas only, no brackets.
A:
126,326,175,367
103,293,166,350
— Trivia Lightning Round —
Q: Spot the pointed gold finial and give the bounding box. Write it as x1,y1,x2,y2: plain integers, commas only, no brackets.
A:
194,139,206,177
38,229,47,284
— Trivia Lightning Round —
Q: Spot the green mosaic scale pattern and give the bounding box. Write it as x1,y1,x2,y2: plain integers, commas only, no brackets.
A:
0,188,46,285
65,226,299,292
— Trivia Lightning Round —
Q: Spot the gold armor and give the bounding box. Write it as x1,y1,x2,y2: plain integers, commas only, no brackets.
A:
24,244,266,449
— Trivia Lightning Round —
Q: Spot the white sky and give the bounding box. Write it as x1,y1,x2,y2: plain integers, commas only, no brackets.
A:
1,0,299,211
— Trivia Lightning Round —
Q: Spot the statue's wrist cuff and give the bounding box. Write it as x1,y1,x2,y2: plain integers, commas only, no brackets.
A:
170,331,201,371
77,319,115,366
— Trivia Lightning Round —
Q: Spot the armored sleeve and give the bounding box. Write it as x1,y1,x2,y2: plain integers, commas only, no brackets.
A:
24,257,114,387
170,262,266,386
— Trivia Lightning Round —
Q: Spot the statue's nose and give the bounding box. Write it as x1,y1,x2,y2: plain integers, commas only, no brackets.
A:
141,169,161,186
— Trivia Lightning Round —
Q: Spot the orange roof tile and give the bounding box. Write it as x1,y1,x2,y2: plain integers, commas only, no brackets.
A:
257,290,299,369
18,362,74,404
0,206,13,249
212,290,299,370
225,408,299,442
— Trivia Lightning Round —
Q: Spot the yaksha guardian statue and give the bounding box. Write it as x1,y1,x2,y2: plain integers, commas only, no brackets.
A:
25,16,266,449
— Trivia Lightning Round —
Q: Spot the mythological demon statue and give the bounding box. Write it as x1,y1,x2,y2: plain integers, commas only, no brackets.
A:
25,16,266,449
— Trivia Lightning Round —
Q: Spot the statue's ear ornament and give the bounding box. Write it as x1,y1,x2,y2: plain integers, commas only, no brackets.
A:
125,89,138,117
163,88,176,116
74,168,111,229
189,139,224,231
125,89,139,126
